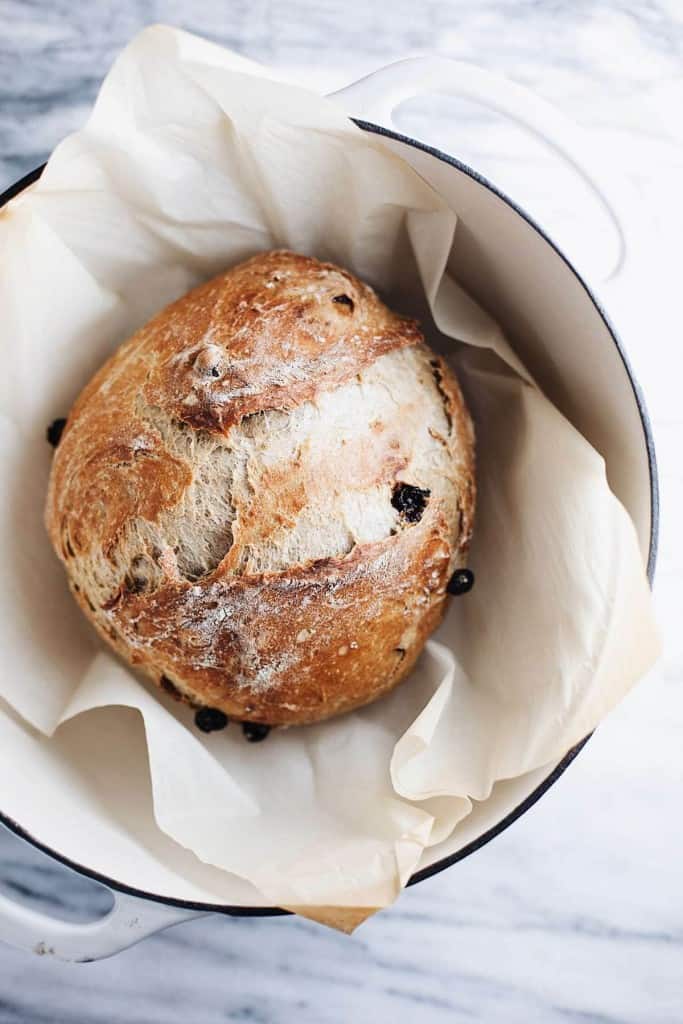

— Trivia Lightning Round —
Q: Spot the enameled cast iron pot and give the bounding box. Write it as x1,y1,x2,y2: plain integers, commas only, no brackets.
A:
0,57,658,961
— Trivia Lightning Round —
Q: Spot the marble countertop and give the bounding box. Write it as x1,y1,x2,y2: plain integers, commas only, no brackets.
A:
1,2,682,1021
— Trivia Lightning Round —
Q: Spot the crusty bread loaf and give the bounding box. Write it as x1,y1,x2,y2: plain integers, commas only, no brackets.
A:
45,251,475,726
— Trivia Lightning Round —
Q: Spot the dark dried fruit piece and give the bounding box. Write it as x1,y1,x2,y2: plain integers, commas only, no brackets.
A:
391,482,430,523
195,707,229,733
447,568,475,596
160,675,182,700
46,418,67,447
125,575,147,594
125,554,150,594
332,293,354,311
242,722,271,743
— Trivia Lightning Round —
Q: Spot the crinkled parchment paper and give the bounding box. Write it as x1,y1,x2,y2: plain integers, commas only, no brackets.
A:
0,26,659,930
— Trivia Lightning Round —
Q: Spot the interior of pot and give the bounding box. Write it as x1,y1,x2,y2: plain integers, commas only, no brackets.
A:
375,130,655,880
377,130,654,567
0,134,655,909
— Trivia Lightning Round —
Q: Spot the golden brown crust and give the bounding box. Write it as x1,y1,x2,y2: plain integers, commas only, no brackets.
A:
45,251,475,726
141,249,422,433
429,351,476,562
99,516,453,724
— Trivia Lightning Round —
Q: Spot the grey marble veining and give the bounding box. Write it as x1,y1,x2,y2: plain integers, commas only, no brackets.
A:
1,2,683,1022
3,0,683,191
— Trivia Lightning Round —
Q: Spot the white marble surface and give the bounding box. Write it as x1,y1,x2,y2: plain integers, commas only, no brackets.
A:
1,2,682,1021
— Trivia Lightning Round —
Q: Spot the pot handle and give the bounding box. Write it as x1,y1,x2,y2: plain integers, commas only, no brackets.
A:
0,884,205,962
329,56,638,282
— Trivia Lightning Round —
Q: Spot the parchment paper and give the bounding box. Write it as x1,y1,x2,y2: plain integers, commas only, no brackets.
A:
0,25,660,928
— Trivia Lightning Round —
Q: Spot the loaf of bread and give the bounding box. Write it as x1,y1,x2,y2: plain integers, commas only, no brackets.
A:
45,251,475,726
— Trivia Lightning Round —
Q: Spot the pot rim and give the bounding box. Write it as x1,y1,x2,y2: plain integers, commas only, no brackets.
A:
0,122,659,916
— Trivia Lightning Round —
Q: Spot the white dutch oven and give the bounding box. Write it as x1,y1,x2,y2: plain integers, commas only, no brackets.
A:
0,57,658,961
